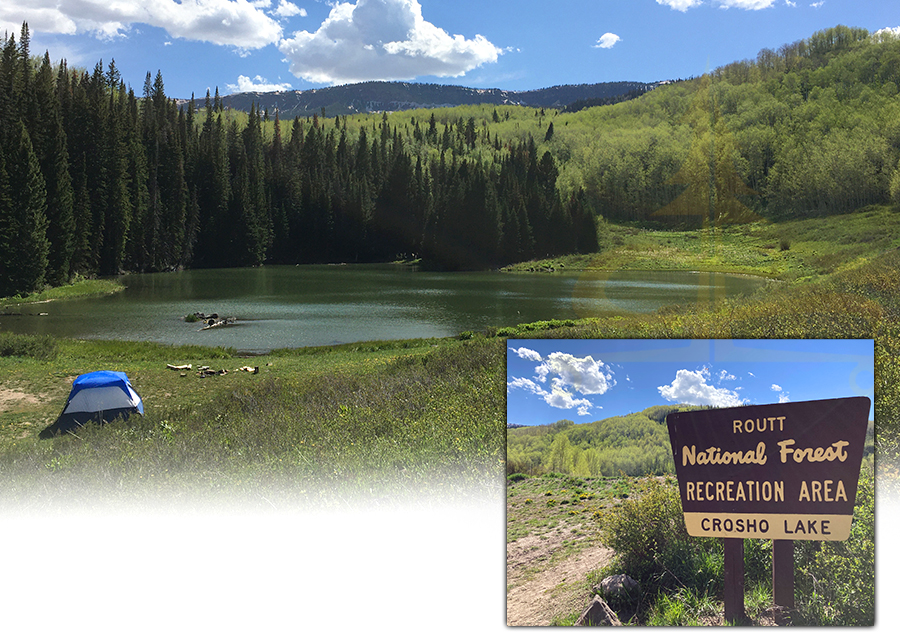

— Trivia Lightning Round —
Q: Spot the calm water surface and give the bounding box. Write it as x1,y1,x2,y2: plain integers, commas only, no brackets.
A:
1,265,766,353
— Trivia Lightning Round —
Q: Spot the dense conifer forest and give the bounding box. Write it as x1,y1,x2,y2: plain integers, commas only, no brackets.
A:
4,23,900,298
0,24,598,298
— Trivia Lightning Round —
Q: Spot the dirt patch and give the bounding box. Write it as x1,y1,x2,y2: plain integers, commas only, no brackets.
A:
0,388,41,412
506,525,614,626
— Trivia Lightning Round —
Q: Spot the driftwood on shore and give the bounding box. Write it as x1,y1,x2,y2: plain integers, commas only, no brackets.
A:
166,363,260,378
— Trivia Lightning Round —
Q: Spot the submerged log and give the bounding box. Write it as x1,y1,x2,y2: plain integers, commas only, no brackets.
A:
197,316,237,331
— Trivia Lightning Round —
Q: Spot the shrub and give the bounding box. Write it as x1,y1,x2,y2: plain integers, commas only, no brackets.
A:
794,470,875,625
598,479,722,596
507,473,529,483
0,332,57,360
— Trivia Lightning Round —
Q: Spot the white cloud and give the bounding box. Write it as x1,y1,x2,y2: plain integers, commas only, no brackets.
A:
0,0,283,48
875,27,900,40
535,352,615,396
593,33,620,49
226,74,292,93
785,0,796,6
274,1,306,18
277,0,502,84
508,377,595,416
810,1,824,7
771,383,790,403
719,370,736,382
544,384,595,416
658,368,745,407
716,0,777,8
656,0,704,11
510,347,543,362
508,351,615,418
507,376,544,395
656,0,778,9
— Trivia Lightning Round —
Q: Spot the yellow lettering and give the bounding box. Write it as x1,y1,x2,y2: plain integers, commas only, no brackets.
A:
836,480,847,501
778,439,851,463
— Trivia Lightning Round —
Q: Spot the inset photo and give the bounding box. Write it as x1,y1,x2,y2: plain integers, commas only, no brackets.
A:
507,338,874,627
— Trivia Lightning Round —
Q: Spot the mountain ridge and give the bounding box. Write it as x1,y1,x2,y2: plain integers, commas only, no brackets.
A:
205,79,664,117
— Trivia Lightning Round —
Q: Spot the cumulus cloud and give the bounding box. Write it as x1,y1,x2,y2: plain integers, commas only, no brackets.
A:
810,1,824,7
535,352,615,396
274,1,305,19
593,33,620,49
508,376,545,396
510,346,543,362
718,370,736,382
658,368,745,407
226,74,292,93
277,0,502,84
508,351,615,417
0,0,284,48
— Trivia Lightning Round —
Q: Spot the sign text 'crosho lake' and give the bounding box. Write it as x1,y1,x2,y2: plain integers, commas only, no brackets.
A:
665,397,870,541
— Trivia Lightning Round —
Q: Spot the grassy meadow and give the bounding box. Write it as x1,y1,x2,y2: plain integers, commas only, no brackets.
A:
0,333,504,510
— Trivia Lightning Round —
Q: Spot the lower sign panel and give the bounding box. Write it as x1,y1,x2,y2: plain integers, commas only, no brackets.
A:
684,512,854,541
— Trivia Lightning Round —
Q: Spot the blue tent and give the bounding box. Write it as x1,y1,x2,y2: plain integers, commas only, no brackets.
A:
40,371,144,438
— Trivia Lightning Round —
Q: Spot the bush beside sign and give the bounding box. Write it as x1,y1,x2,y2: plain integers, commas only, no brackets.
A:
666,397,870,541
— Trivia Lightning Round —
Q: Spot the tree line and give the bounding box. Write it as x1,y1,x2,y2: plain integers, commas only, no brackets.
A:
506,406,695,477
0,23,598,297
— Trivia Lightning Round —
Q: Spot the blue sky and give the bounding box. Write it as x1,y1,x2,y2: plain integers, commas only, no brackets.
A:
507,339,875,426
2,1,898,99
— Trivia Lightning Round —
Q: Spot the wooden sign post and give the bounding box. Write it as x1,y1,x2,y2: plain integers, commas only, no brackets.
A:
666,397,870,624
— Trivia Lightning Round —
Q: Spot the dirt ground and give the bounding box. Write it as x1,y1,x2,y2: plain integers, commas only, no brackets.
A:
506,524,614,626
0,388,40,412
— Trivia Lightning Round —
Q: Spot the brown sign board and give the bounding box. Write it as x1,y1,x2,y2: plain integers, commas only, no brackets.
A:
666,397,870,541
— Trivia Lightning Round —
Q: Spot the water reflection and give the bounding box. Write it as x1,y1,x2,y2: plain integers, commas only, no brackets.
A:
0,265,766,352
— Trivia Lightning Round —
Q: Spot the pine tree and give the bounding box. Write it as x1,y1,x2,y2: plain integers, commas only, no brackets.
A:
29,52,75,285
0,122,49,296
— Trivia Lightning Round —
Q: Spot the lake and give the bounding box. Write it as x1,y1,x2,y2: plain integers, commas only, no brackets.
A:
1,265,767,353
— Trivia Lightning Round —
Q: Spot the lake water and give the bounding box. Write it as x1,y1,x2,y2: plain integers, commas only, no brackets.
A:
1,265,766,353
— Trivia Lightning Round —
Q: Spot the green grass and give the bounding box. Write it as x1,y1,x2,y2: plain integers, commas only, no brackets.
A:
504,205,900,281
0,334,504,509
0,277,125,307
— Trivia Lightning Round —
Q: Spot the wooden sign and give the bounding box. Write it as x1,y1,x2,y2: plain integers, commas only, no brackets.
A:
666,397,870,541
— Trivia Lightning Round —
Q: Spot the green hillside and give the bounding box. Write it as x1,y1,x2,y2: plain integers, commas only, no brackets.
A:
507,405,694,477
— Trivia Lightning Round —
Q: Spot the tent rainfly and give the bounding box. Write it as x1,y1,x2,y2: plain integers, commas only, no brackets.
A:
40,370,144,439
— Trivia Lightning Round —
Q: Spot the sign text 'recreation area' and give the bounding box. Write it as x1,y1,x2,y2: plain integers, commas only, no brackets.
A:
666,397,870,541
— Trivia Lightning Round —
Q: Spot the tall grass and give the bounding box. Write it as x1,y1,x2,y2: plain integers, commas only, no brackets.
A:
0,338,504,510
0,332,57,360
